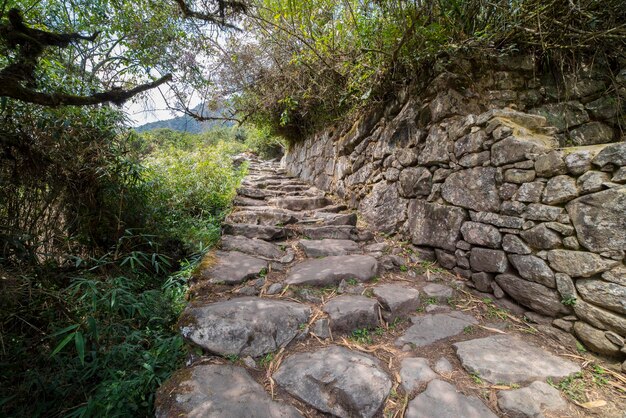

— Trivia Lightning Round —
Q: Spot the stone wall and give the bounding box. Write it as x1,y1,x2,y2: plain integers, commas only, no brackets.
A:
283,54,626,357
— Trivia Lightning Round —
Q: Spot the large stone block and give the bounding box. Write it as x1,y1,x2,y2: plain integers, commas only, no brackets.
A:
547,250,619,278
530,101,589,132
576,279,626,315
358,182,407,234
566,187,626,253
407,200,467,251
509,254,555,288
491,135,555,166
399,167,432,197
460,221,502,248
469,248,509,273
495,274,570,317
441,167,500,212
418,125,450,165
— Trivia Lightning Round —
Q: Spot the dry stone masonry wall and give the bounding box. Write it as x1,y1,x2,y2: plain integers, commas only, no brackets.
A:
284,55,626,357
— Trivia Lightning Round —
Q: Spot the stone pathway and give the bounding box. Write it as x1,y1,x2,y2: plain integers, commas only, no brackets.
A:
156,157,624,418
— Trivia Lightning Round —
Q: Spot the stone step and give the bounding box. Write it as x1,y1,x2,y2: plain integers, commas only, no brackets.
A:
285,254,378,286
156,364,303,418
226,209,299,226
299,225,373,241
220,234,287,261
195,250,267,285
395,311,478,348
222,223,286,241
233,195,268,207
179,297,310,357
268,196,333,211
273,346,391,418
297,238,360,257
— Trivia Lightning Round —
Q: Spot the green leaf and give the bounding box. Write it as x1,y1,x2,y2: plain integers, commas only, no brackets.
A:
50,323,80,338
75,332,85,365
50,332,75,357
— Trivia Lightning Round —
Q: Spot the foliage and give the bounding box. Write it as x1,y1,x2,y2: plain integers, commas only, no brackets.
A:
1,101,247,416
218,0,626,141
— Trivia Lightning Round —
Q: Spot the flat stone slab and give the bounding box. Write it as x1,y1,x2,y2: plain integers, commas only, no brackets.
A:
227,209,298,226
453,335,581,384
198,251,267,285
156,364,303,418
268,196,332,211
372,284,420,321
298,239,360,257
273,346,392,418
233,195,268,206
300,225,373,241
180,297,310,357
221,235,286,261
395,312,477,347
400,358,437,392
422,283,454,302
323,295,379,332
222,223,286,241
406,379,497,418
285,255,378,286
310,212,358,226
497,381,566,418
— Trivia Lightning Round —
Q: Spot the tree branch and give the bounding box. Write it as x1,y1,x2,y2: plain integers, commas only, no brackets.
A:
0,74,172,106
173,0,246,30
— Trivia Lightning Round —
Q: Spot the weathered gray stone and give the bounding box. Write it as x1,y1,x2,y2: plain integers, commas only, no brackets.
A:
605,331,624,347
592,142,626,167
470,211,524,229
542,175,578,205
155,364,303,418
300,225,367,241
308,211,357,226
400,358,437,392
470,248,509,273
586,96,620,120
455,130,486,157
285,255,378,286
491,135,555,166
266,283,283,295
509,255,555,287
460,221,502,248
574,299,626,336
459,151,491,168
435,249,457,269
399,167,432,197
311,318,330,339
553,318,574,333
519,224,562,250
180,297,310,357
373,284,420,321
502,234,532,255
513,182,544,203
222,223,286,241
576,279,626,315
298,239,360,257
608,166,626,184
524,203,562,221
453,334,581,384
504,169,536,184
198,251,268,285
547,250,619,278
471,272,494,292
564,148,597,175
566,187,626,253
602,265,626,286
563,236,580,249
396,311,477,347
543,222,574,236
422,283,454,302
408,200,467,251
500,183,519,200
495,274,570,316
419,125,451,165
501,201,526,216
497,381,566,418
555,273,576,300
441,167,500,212
569,122,615,146
434,357,453,374
406,380,497,418
576,171,611,193
274,346,391,418
535,150,567,177
531,101,589,132
359,182,407,233
323,295,379,332
221,235,286,261
573,321,622,356
227,209,298,226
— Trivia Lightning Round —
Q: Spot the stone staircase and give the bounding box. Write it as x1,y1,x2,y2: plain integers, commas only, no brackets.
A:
155,157,623,418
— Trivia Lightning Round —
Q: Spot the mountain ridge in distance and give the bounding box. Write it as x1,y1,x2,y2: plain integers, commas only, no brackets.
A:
135,104,233,133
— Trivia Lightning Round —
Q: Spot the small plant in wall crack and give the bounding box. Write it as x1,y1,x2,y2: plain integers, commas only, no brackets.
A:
561,296,577,306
